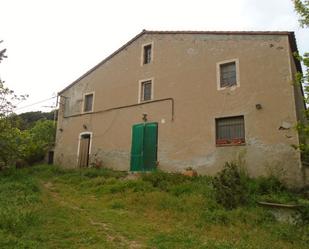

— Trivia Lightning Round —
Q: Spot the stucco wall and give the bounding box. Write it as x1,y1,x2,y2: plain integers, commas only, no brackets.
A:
54,33,306,186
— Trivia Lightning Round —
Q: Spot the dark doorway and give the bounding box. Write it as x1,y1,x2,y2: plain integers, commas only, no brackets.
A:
48,151,54,164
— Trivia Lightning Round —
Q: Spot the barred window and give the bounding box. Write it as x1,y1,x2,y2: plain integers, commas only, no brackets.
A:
216,116,245,145
220,62,236,88
83,93,93,112
141,80,152,101
143,44,152,64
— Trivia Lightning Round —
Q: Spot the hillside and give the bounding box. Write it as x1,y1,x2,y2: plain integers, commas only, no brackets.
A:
0,165,308,249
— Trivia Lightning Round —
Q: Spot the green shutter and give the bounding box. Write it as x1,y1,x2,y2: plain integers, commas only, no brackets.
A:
143,123,158,171
130,122,158,171
130,124,144,171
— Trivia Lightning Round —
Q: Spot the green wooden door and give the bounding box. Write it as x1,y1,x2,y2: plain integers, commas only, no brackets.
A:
130,124,144,171
143,123,158,171
130,122,158,171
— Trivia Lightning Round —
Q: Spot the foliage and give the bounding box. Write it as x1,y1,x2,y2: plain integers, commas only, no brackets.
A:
212,162,249,209
295,205,309,225
0,41,28,117
0,119,24,167
141,170,192,191
0,41,34,168
293,1,309,158
254,175,286,194
294,0,309,28
0,119,55,167
21,119,56,164
8,111,55,130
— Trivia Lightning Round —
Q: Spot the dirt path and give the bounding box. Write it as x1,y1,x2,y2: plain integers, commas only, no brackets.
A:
42,181,144,249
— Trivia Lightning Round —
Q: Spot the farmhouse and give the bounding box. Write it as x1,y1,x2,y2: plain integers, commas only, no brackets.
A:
54,30,308,186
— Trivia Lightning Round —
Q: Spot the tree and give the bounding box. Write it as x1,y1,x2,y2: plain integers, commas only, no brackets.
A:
294,0,309,27
8,111,55,130
0,120,23,166
293,1,309,158
21,119,56,164
0,41,29,168
0,40,28,117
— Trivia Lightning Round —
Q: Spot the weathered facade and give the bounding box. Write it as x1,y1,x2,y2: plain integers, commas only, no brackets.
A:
54,30,308,186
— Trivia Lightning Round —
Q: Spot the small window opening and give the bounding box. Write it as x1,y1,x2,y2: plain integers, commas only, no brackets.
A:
143,44,152,64
141,80,152,101
84,93,93,112
220,62,237,88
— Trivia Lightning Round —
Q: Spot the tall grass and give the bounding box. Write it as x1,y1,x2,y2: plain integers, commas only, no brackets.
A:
0,164,308,248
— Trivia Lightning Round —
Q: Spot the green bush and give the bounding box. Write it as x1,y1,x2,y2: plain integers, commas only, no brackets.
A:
254,176,286,195
213,162,249,209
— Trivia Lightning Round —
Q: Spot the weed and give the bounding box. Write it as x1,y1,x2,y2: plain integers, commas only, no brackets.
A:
295,204,309,225
141,170,190,191
109,201,125,209
213,162,249,209
0,208,40,236
198,209,231,225
149,230,203,249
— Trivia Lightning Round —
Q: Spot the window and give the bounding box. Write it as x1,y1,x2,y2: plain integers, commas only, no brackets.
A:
220,62,236,87
83,93,94,112
217,59,239,89
140,80,152,101
216,116,245,145
143,44,152,64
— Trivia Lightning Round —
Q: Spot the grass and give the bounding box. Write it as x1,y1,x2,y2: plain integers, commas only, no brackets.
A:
0,165,308,249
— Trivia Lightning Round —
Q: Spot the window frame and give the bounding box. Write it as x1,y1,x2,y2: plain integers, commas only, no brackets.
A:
138,78,154,103
141,42,153,66
215,115,245,146
82,92,95,113
216,58,240,90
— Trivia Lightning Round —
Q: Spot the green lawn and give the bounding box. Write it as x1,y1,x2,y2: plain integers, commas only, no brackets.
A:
0,165,308,249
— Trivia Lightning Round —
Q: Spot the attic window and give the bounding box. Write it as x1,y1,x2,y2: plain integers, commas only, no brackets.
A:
143,44,152,64
83,93,94,112
217,59,240,90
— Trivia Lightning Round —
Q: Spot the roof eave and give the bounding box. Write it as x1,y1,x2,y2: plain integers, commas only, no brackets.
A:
58,29,147,95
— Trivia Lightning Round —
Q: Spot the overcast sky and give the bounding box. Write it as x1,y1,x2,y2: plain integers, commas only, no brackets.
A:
0,0,308,113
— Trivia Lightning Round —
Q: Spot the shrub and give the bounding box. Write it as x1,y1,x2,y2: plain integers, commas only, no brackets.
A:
254,175,286,195
212,162,249,209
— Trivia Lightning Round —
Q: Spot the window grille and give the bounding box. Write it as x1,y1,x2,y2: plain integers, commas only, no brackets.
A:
216,116,245,145
220,62,236,88
141,81,152,101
